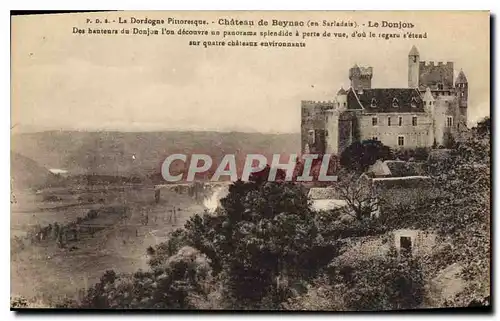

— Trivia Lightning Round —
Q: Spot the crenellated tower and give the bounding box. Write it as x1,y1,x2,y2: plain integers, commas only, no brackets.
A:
349,64,373,91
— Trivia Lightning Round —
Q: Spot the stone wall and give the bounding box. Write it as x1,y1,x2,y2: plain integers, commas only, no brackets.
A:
358,112,432,148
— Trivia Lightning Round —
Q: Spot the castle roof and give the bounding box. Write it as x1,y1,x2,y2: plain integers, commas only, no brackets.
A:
455,70,468,84
409,45,419,56
337,87,347,95
308,187,340,200
422,87,435,101
346,88,425,113
366,160,427,178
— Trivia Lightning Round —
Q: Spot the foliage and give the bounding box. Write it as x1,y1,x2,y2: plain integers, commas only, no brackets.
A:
286,252,425,311
473,116,490,137
282,275,346,311
72,129,490,310
332,170,378,220
78,246,213,309
10,296,28,308
394,147,430,162
427,130,490,306
340,140,393,172
182,178,338,308
292,156,340,185
330,253,425,311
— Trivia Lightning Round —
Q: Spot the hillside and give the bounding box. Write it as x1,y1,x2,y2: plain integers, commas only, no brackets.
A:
11,131,301,180
10,152,59,191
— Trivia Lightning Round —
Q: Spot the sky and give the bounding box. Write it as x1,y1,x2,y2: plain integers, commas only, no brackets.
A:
11,11,490,133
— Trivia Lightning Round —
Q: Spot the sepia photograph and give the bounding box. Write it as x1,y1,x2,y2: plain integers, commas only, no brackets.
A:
10,10,491,311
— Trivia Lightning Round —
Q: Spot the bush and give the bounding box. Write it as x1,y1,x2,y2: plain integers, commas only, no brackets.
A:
340,140,393,172
11,296,28,308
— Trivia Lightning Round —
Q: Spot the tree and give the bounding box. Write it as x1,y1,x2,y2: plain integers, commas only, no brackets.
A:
340,140,393,172
333,170,379,221
394,147,430,161
292,156,340,185
474,116,490,137
181,179,338,308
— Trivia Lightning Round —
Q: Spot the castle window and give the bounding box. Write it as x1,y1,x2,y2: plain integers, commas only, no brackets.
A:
438,83,444,90
398,136,405,147
398,116,403,126
412,116,418,126
371,98,377,108
392,98,399,108
411,97,418,108
388,116,392,126
308,129,315,144
447,116,453,127
372,117,378,126
372,137,378,141
461,92,464,97
343,102,347,108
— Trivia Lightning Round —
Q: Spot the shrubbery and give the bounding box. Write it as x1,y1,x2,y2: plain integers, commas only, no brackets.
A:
16,126,490,310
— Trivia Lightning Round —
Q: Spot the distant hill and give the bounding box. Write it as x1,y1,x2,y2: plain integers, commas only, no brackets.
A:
11,131,301,180
10,152,60,191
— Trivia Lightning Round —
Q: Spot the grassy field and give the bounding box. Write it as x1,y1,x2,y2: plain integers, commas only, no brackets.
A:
11,183,209,305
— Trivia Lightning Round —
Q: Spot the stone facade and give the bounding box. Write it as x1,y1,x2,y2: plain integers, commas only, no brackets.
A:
301,46,468,155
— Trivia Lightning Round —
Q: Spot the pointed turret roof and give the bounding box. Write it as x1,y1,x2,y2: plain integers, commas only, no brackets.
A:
423,87,435,101
337,87,347,95
409,45,419,56
456,70,468,84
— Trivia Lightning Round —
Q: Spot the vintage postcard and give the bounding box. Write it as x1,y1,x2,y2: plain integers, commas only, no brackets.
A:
10,11,490,311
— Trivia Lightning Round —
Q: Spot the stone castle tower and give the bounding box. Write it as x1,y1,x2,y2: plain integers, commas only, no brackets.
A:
301,46,469,155
349,65,373,91
408,45,420,88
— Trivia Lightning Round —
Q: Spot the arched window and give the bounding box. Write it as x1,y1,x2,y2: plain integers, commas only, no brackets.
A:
371,98,377,108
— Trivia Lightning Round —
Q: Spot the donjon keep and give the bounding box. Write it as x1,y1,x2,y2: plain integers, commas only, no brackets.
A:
301,46,469,155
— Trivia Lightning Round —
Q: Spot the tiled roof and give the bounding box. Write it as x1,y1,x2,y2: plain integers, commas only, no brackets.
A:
337,87,347,95
455,70,468,84
366,160,391,177
311,199,347,211
409,45,420,56
367,160,427,178
385,160,425,177
346,88,424,113
308,187,339,200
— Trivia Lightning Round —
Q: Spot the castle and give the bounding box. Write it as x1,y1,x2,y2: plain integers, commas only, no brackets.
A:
301,46,469,155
